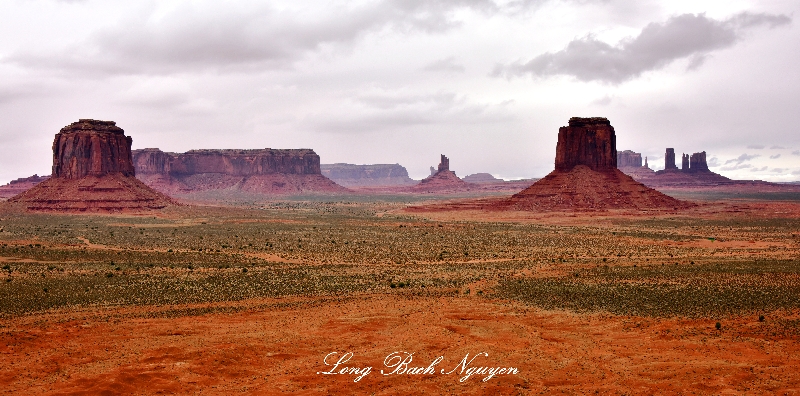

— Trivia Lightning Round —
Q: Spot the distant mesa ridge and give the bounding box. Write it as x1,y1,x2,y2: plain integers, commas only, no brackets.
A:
9,119,174,212
131,148,347,195
321,163,415,187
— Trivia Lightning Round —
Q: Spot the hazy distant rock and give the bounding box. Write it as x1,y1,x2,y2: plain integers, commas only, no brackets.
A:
321,163,415,187
617,150,655,180
132,148,347,196
9,119,174,212
463,173,502,183
0,175,49,200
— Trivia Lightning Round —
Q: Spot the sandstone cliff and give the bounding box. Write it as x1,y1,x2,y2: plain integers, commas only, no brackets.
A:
131,148,347,196
52,119,136,179
555,117,617,172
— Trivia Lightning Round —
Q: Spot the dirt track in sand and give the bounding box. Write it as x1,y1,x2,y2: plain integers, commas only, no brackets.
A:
2,295,799,395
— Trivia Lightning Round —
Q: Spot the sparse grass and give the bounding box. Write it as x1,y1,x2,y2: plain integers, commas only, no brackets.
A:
1,200,799,318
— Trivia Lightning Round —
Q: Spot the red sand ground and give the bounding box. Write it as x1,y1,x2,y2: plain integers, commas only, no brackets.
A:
2,295,799,395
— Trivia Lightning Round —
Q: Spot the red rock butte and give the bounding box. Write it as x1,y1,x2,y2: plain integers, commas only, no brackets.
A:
505,117,689,210
9,119,174,212
411,154,472,192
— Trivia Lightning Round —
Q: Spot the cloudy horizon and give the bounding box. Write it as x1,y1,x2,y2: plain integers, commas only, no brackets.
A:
1,0,798,183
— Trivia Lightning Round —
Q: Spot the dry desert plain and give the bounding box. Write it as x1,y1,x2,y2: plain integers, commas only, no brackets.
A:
1,192,800,394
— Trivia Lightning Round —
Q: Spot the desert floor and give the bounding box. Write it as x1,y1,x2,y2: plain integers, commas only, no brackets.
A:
1,194,800,394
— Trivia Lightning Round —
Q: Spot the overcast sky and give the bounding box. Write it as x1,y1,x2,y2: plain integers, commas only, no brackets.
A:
1,0,798,183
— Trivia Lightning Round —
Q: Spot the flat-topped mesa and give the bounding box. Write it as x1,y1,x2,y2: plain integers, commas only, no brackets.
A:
555,117,616,172
664,148,678,170
52,119,135,179
132,148,322,176
617,150,643,168
320,163,415,187
437,154,450,172
688,151,710,172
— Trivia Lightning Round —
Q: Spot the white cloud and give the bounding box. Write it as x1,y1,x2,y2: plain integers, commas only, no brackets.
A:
492,12,791,84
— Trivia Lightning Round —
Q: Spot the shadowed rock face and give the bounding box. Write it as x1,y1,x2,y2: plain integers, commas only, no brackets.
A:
52,119,135,179
664,148,678,170
688,152,709,172
437,155,450,172
555,117,617,172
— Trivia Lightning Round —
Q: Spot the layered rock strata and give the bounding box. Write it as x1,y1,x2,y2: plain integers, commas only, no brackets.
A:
505,117,687,210
321,163,415,187
10,120,174,211
132,148,347,196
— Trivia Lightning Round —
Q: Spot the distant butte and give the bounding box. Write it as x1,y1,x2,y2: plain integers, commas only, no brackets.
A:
411,154,473,192
9,119,174,212
503,117,689,210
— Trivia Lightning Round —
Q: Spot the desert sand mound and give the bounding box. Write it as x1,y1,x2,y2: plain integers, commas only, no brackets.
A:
9,173,174,212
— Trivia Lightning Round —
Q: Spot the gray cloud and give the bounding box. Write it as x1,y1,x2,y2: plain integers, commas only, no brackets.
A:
771,168,784,173
770,154,781,159
707,156,720,167
7,1,504,75
747,144,765,149
422,57,466,73
750,166,768,172
492,12,791,83
725,153,760,165
793,150,800,156
770,145,786,149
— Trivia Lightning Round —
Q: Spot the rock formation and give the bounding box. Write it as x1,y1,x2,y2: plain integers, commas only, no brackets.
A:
411,154,472,192
617,150,642,168
463,173,502,183
555,117,616,171
0,175,49,200
688,152,709,172
320,163,415,187
681,153,690,171
132,148,347,196
664,148,678,170
9,119,174,211
617,150,655,180
505,117,688,210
